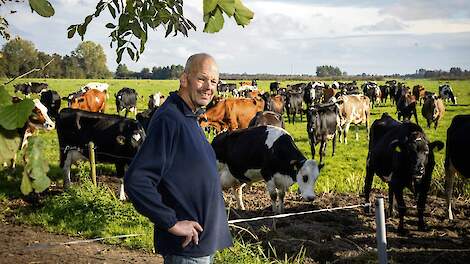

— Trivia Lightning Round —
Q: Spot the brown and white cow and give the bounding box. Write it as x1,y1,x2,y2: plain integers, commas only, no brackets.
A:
412,85,426,105
199,97,265,133
65,89,107,113
6,97,55,167
337,95,370,144
422,94,445,130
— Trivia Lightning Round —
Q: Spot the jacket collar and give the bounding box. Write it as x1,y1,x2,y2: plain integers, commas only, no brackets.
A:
169,92,205,117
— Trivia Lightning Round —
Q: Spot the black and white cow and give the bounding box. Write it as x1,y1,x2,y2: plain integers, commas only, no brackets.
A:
285,91,304,124
14,82,48,96
212,125,321,213
364,113,443,233
40,90,61,120
148,92,165,109
56,108,146,199
115,87,138,117
306,101,340,165
439,84,457,104
303,82,324,108
445,115,470,220
269,81,280,94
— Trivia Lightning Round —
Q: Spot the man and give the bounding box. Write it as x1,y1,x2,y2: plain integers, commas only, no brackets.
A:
125,53,232,264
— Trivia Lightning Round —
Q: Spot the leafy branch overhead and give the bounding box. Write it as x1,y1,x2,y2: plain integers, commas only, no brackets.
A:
66,0,253,63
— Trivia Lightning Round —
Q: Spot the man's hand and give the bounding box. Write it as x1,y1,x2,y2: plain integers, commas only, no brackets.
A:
168,220,203,248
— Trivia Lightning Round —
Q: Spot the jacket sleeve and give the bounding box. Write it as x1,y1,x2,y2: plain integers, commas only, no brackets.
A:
124,114,179,230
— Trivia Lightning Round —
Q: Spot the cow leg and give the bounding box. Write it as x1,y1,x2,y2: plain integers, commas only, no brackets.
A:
332,134,336,157
278,187,287,214
233,184,246,210
266,179,279,213
394,187,407,234
344,122,350,144
119,178,126,201
413,110,419,125
355,124,359,141
319,141,326,164
116,163,127,201
363,156,374,213
434,119,438,130
426,119,431,129
445,162,456,220
388,184,395,218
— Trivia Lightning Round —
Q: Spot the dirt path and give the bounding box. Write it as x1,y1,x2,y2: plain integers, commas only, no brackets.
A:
0,221,163,264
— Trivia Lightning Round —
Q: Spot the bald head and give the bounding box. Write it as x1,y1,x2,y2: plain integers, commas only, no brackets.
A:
178,53,219,111
184,53,218,75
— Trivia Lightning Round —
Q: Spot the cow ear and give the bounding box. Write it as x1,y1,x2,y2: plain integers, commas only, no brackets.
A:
429,140,444,152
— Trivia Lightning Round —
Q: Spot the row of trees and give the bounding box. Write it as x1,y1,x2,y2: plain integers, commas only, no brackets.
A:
0,37,111,79
410,67,470,79
115,64,184,79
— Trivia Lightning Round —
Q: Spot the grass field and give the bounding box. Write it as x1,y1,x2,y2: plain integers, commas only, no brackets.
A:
2,78,470,195
1,78,469,263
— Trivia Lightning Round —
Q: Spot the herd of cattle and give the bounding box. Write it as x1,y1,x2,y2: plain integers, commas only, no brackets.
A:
7,79,469,233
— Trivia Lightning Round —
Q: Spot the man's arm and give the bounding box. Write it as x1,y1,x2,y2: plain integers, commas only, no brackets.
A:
124,115,179,230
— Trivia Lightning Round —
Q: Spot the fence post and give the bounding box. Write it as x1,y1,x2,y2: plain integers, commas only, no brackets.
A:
89,141,97,187
375,196,388,264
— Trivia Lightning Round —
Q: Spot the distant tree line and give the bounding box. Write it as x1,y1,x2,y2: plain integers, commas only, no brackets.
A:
316,65,343,77
115,64,184,79
0,37,112,79
404,67,470,79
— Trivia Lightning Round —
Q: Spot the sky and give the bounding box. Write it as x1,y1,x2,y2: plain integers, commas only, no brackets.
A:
1,0,469,75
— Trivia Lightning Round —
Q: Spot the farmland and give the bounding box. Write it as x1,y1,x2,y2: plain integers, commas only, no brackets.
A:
1,78,469,263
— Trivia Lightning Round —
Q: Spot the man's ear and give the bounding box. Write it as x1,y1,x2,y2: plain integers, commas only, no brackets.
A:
180,72,188,87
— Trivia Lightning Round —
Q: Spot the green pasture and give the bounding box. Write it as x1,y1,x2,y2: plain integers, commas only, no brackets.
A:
1,78,469,263
2,78,469,195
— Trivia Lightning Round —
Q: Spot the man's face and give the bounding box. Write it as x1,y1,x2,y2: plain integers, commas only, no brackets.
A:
181,58,219,109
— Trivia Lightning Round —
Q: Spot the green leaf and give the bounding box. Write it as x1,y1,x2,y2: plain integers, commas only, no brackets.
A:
0,99,35,130
127,47,135,60
0,85,11,107
116,48,125,63
21,172,33,195
29,0,55,17
0,127,20,166
108,4,116,19
219,0,235,16
77,24,86,39
204,7,224,33
165,22,173,37
233,0,254,26
22,136,50,194
67,27,76,39
105,23,116,29
203,0,219,15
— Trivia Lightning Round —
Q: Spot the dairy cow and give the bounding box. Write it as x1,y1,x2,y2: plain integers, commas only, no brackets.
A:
444,115,470,220
212,125,321,213
40,90,61,120
115,87,138,117
364,113,443,233
421,94,445,129
56,108,145,200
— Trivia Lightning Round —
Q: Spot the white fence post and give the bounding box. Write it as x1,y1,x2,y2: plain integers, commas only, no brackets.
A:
375,196,388,264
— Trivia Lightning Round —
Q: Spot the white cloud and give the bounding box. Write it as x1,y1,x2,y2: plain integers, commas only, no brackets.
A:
0,0,469,75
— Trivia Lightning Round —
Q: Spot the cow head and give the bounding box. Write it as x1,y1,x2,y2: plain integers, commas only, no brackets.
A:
293,159,322,201
391,131,443,185
30,99,55,130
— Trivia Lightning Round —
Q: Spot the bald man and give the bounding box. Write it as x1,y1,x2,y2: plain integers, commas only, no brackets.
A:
125,53,232,264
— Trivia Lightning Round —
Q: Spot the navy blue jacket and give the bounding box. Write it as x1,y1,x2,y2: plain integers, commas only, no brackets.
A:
124,92,232,256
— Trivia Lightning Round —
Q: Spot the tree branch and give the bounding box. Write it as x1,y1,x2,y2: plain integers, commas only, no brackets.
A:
3,58,54,85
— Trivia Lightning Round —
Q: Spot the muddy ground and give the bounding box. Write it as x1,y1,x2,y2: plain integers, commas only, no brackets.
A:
225,184,470,263
1,175,469,263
